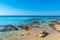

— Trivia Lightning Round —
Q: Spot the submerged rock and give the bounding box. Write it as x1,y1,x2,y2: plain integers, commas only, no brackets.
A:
23,18,41,27
5,25,18,31
0,24,18,32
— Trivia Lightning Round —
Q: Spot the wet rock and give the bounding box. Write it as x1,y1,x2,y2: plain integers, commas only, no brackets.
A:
42,31,49,37
36,30,49,38
17,25,31,31
0,24,18,32
49,20,60,32
51,20,60,24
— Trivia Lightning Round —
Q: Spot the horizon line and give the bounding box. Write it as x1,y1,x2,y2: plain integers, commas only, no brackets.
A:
0,15,60,17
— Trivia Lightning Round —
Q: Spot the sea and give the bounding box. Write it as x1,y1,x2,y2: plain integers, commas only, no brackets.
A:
0,16,60,29
0,16,60,38
0,16,60,25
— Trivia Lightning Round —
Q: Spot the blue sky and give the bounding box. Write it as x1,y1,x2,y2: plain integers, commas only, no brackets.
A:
0,0,60,16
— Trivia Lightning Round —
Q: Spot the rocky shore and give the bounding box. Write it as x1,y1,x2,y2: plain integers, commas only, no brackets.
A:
0,20,60,40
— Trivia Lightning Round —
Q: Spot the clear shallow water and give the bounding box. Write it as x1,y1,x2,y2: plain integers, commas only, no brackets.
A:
0,16,60,26
0,16,60,39
0,16,60,35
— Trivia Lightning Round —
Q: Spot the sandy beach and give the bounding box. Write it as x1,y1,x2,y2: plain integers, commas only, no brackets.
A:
2,27,60,40
0,17,60,40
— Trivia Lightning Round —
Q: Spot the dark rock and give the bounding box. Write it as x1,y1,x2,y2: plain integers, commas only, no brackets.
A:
42,31,49,37
17,25,23,29
0,24,18,32
17,25,31,31
23,25,29,30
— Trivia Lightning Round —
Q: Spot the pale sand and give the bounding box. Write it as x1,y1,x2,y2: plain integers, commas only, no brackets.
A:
3,27,60,40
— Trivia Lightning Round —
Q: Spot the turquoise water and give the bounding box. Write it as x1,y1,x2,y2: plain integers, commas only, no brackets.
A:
0,16,60,26
0,16,60,38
